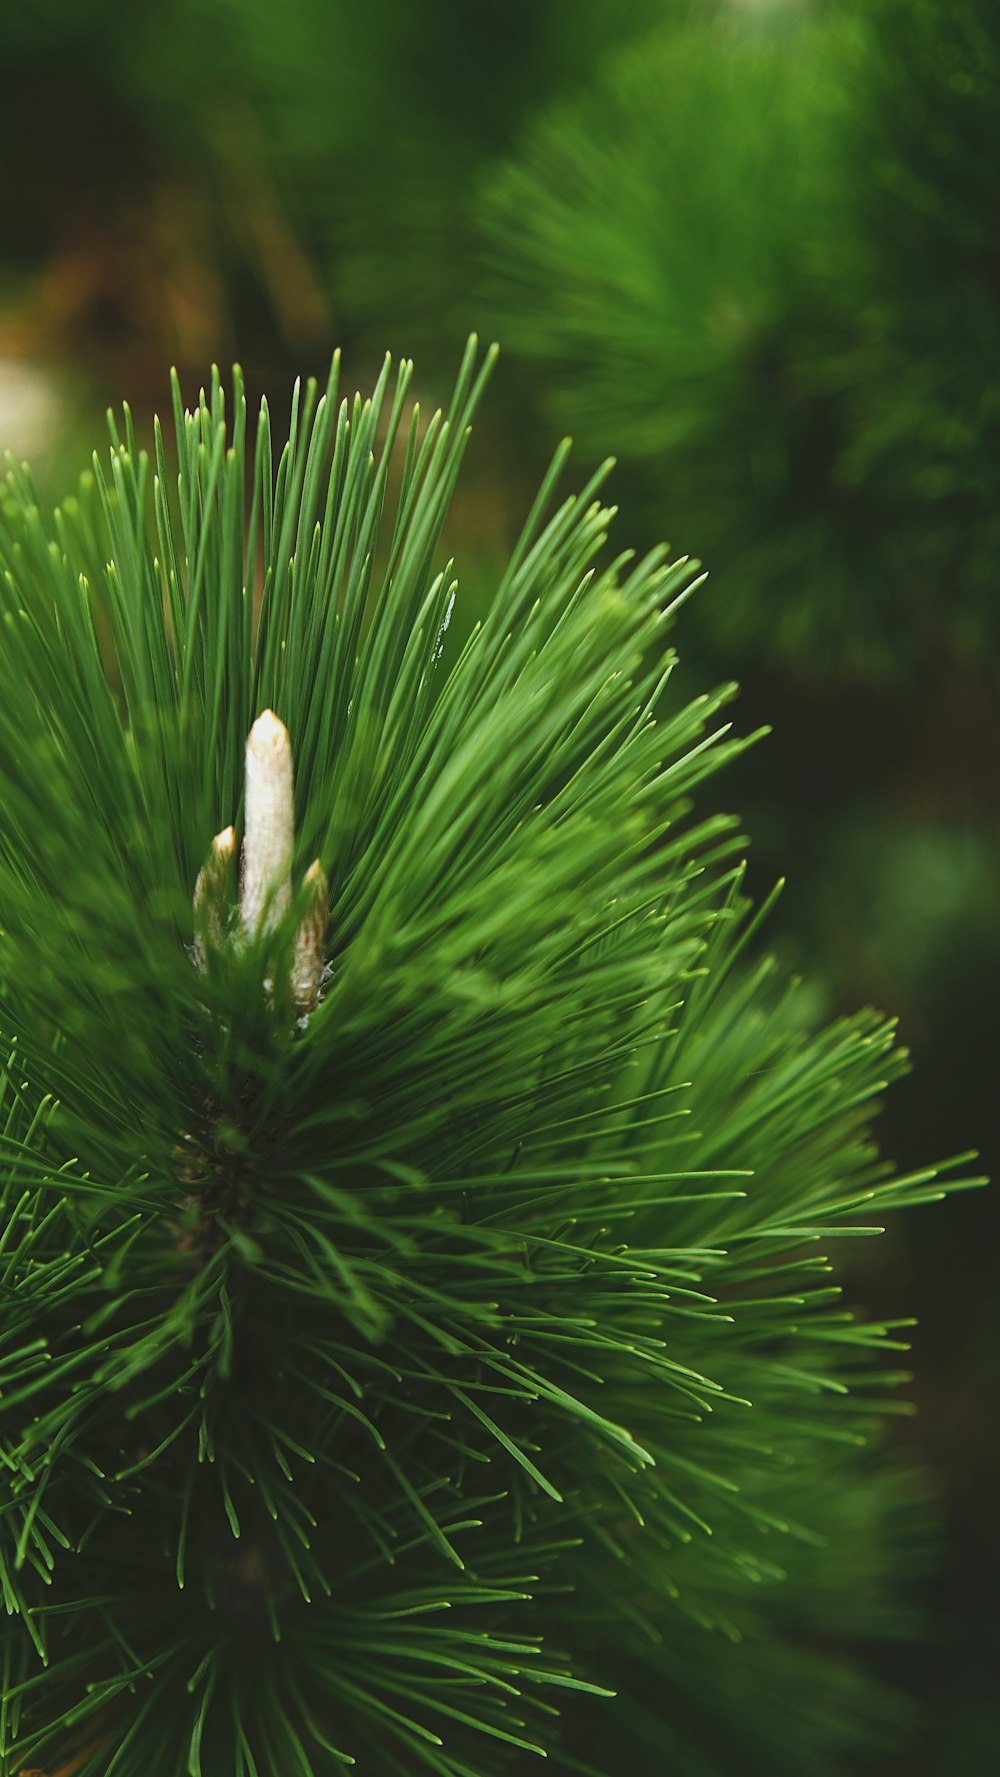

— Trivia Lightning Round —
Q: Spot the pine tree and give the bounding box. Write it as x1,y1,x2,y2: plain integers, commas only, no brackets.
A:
0,345,975,1776
478,0,1000,680
479,12,869,675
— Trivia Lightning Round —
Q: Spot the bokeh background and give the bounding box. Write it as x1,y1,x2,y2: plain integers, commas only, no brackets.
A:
0,1,996,1769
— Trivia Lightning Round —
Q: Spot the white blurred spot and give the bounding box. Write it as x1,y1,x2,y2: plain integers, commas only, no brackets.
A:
0,358,64,462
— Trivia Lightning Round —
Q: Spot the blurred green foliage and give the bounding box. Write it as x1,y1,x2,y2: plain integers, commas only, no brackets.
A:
480,0,1000,679
844,0,1000,663
0,0,665,389
482,14,873,671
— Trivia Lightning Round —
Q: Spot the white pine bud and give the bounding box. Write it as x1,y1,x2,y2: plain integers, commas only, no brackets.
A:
292,859,329,1014
193,825,236,971
241,710,294,940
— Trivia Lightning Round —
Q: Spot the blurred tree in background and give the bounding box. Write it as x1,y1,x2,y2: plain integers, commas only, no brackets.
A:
0,0,663,401
480,1,1000,680
0,1,996,1770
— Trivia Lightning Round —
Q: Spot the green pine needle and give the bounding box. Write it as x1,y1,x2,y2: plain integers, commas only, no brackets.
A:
0,342,980,1776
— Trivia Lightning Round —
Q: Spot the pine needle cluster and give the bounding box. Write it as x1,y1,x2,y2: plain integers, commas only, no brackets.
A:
480,0,1000,678
0,345,975,1775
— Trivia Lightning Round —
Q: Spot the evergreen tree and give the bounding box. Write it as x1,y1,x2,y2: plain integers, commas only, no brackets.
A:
0,346,975,1775
479,11,870,675
479,0,1000,679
